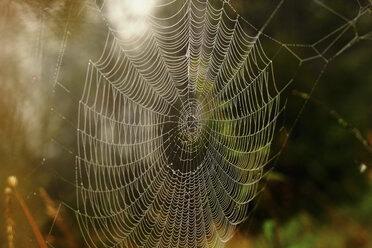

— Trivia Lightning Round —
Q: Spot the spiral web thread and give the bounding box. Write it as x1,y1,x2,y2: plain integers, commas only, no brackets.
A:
66,0,372,247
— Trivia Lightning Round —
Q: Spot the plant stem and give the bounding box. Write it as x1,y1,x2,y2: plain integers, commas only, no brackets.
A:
13,189,48,248
5,187,15,248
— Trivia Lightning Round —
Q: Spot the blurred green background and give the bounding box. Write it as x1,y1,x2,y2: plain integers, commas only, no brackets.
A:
0,0,371,247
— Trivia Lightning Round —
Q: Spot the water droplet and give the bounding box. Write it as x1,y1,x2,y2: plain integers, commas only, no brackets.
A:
360,163,367,173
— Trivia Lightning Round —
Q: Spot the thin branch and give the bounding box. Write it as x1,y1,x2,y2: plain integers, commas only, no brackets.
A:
292,89,372,153
7,176,48,248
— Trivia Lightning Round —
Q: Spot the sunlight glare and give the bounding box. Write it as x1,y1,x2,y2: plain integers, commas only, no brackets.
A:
106,0,153,38
128,0,152,16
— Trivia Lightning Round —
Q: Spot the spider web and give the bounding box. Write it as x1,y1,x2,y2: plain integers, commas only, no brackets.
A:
42,0,372,247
